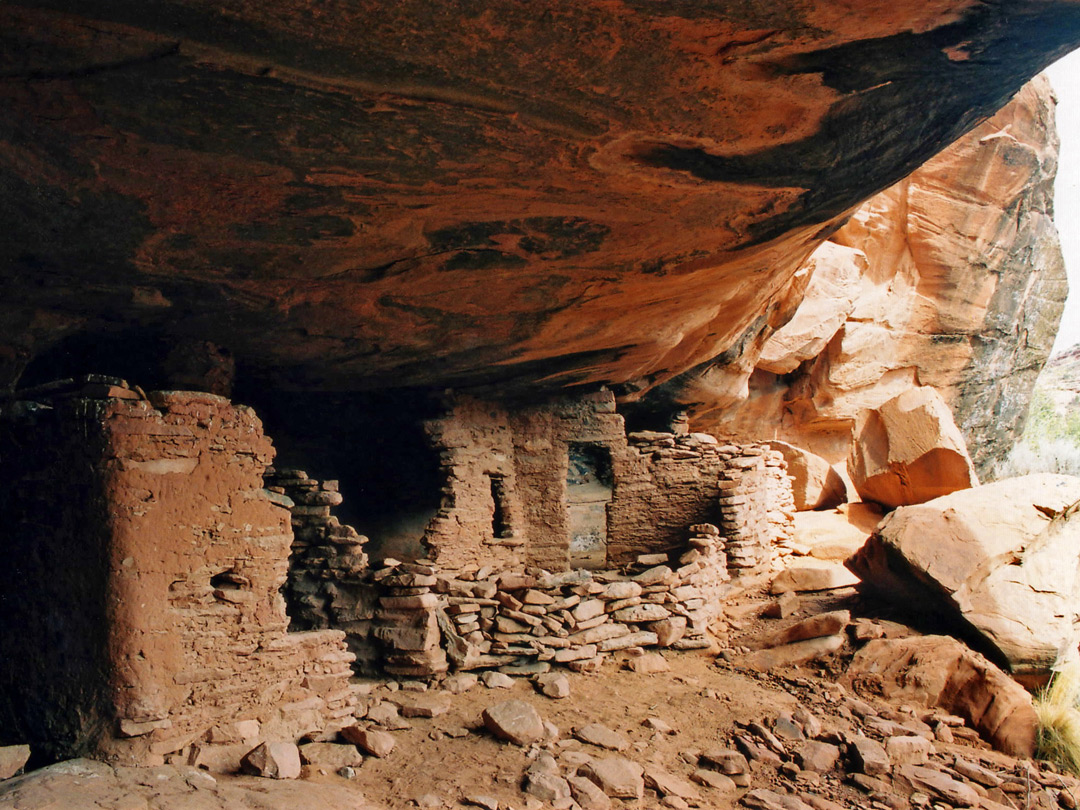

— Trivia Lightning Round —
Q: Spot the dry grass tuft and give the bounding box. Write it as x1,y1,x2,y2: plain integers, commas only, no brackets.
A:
1036,665,1080,776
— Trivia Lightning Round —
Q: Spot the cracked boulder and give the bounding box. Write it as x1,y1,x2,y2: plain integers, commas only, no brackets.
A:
848,387,979,508
847,474,1080,678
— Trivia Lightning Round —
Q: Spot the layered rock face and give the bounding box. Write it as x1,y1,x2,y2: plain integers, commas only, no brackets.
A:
1,2,1079,401
690,77,1067,478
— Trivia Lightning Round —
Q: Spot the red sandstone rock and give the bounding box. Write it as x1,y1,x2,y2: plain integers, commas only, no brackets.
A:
847,474,1080,677
0,6,1075,402
693,78,1065,479
482,700,545,746
763,442,846,512
240,742,302,780
845,635,1038,757
848,387,979,508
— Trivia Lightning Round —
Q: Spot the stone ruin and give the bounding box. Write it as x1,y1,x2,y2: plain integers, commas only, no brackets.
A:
0,378,795,769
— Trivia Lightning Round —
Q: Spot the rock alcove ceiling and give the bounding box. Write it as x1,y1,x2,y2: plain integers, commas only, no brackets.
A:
2,1,1079,406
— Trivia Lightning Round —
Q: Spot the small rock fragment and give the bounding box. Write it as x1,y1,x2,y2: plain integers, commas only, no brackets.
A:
240,742,302,780
342,727,396,758
579,757,645,799
574,723,629,751
481,671,516,689
568,775,612,810
849,736,890,776
536,673,571,699
483,700,545,746
0,745,31,780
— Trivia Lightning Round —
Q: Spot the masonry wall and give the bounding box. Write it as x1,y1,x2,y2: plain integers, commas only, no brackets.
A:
0,382,358,769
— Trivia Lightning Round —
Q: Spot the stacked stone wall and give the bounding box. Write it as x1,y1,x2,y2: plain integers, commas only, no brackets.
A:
0,379,358,768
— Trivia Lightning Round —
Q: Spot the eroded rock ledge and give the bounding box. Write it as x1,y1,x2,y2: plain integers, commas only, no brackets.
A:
1,1,1079,401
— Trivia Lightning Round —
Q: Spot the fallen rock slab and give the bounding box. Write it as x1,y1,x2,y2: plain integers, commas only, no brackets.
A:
240,742,302,780
298,743,363,771
0,745,30,780
895,764,980,807
482,700,545,746
741,787,813,810
579,757,645,799
341,727,396,758
849,386,979,508
845,635,1038,757
643,764,699,800
759,610,850,648
568,774,612,810
763,440,847,511
770,560,859,594
574,723,629,751
847,473,1080,677
739,634,845,672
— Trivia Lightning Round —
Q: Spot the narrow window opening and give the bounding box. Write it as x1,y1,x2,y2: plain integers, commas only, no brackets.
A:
490,474,511,539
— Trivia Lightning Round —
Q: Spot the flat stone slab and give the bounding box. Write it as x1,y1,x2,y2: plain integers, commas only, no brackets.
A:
574,723,629,751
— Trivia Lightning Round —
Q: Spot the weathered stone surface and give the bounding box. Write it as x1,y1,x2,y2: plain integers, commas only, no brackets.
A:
845,635,1038,757
1,5,1076,404
895,765,980,807
0,758,378,809
524,772,571,803
341,727,396,758
759,611,850,649
240,742,302,780
643,765,698,800
691,769,739,792
849,387,979,508
847,474,1080,676
579,757,645,799
692,77,1066,480
568,775,612,810
298,743,364,771
794,741,840,773
758,243,865,377
848,737,890,776
0,745,30,780
764,442,846,512
574,724,629,752
483,700,545,746
885,735,932,766
771,561,859,594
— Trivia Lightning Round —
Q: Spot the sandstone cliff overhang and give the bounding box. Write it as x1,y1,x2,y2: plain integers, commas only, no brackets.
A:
2,2,1080,397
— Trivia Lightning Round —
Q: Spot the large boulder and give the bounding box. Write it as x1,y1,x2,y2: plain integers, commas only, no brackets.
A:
764,441,846,511
847,474,1080,677
693,77,1066,480
848,387,978,508
846,635,1038,757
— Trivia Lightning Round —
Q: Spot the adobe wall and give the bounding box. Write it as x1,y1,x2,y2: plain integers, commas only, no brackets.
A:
417,391,792,573
0,380,358,769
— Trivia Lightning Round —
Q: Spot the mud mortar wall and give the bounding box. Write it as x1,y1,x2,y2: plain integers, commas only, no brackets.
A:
0,389,358,768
